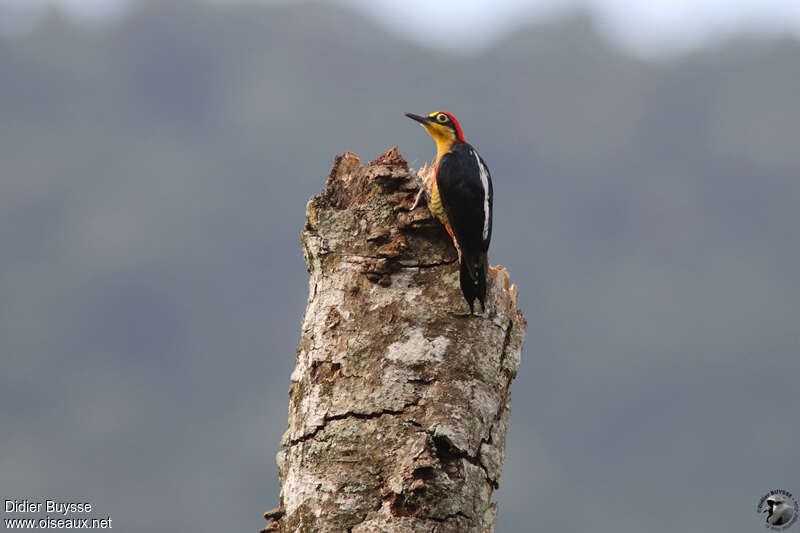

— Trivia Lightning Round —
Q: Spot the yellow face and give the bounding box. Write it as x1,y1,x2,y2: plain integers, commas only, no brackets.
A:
421,112,456,141
421,112,457,161
406,111,462,163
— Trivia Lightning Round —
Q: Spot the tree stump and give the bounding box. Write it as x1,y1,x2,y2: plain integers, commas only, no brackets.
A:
263,148,527,533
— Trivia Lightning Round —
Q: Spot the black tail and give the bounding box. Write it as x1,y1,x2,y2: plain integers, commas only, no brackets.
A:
459,251,488,314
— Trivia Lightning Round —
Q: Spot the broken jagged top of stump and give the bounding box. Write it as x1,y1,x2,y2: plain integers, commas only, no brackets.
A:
304,147,520,311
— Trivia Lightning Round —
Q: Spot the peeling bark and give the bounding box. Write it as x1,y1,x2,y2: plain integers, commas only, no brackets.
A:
263,148,527,533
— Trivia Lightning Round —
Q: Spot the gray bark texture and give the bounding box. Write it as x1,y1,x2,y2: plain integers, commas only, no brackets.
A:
262,148,527,533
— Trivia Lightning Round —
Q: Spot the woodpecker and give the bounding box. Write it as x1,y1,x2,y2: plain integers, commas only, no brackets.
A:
405,111,493,314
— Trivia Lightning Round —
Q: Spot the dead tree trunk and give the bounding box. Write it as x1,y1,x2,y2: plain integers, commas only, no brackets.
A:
263,148,527,533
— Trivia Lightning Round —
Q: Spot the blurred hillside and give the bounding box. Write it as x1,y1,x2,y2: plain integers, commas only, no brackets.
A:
1,1,799,532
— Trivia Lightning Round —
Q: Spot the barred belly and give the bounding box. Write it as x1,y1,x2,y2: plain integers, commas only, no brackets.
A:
429,177,450,228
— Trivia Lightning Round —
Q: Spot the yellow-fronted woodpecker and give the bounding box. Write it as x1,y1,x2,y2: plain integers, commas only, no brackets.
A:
405,111,493,314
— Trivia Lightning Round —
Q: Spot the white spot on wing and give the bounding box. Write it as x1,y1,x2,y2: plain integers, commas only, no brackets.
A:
473,150,491,241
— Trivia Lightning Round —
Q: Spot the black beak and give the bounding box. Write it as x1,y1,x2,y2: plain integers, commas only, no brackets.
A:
405,113,430,125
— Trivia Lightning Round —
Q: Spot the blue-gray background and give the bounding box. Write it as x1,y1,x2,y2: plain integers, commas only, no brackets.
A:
1,1,799,532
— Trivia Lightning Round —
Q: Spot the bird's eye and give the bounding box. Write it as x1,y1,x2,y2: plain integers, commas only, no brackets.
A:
436,113,448,123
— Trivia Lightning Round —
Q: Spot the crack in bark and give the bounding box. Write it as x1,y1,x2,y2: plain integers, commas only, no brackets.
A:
431,434,484,474
428,510,472,523
475,435,501,490
408,377,436,385
497,317,515,376
396,259,457,269
330,254,455,269
473,317,518,489
286,398,421,448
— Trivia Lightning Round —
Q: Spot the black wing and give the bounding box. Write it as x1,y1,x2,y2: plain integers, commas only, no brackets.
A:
436,143,493,255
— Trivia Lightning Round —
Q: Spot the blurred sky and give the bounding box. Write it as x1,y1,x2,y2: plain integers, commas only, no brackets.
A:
4,0,800,54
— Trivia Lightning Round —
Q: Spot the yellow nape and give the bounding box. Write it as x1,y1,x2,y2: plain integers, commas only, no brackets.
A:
421,122,457,163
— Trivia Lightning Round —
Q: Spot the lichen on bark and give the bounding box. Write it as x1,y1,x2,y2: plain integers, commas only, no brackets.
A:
263,147,527,533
